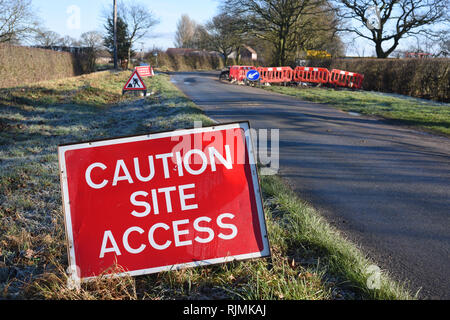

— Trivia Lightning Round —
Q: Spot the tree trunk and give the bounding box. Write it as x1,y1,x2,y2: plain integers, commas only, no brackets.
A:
375,39,386,58
236,46,241,65
375,40,400,58
222,50,228,67
278,35,287,66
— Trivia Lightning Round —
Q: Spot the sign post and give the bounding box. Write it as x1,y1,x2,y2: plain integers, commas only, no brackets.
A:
58,122,270,283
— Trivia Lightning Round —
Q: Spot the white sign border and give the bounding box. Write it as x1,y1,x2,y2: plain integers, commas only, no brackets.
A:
58,122,271,283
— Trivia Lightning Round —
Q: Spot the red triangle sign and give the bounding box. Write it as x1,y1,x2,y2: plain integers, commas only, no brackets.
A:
123,70,147,92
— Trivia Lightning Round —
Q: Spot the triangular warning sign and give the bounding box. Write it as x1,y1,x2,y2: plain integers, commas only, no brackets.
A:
123,70,147,92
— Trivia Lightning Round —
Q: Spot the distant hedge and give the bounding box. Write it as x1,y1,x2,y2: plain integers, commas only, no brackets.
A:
150,52,225,72
0,44,85,88
312,58,449,102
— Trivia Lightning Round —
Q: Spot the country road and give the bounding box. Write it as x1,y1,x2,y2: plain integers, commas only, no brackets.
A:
170,71,450,299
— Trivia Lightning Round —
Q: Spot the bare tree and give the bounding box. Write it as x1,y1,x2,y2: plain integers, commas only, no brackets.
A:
80,31,104,72
174,14,198,48
222,0,332,65
125,3,159,46
81,31,104,49
59,35,78,47
290,2,343,59
0,0,40,43
334,0,449,58
436,31,450,57
102,1,158,68
33,29,60,47
206,13,245,66
121,2,158,68
191,24,211,50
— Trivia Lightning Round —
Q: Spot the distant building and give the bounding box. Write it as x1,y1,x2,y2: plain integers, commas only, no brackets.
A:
228,45,258,61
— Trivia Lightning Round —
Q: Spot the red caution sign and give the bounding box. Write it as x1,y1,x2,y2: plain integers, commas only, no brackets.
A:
123,70,147,95
135,66,154,78
58,122,270,282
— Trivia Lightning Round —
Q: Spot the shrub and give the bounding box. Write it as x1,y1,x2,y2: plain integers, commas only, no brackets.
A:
329,58,449,102
149,52,225,72
0,44,87,88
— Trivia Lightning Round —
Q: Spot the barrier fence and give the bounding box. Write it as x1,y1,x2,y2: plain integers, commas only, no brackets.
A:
230,65,256,82
228,65,364,89
329,69,364,89
135,65,154,78
257,67,294,84
293,67,330,84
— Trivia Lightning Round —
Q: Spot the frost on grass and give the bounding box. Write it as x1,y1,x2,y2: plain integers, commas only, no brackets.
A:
0,73,210,298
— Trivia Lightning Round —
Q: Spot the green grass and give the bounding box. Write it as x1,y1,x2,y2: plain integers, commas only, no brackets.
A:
263,86,450,136
0,71,413,300
260,175,414,300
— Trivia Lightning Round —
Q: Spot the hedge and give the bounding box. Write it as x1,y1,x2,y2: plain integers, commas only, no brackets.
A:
0,44,85,88
308,58,449,102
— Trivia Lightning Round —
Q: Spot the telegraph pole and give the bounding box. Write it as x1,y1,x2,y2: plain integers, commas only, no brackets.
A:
113,0,118,69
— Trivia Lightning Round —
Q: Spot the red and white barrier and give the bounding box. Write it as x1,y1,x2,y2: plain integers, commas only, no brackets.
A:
229,65,256,82
293,67,330,84
257,67,293,84
329,69,364,89
228,65,364,89
135,66,154,78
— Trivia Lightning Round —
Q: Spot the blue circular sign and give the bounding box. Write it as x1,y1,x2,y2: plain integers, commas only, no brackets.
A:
246,70,260,82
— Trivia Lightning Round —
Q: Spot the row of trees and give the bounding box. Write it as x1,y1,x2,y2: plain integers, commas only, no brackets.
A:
174,1,345,66
1,0,448,66
103,2,159,68
174,0,449,64
0,0,159,69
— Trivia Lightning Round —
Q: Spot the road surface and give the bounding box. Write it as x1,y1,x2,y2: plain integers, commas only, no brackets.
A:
170,71,450,299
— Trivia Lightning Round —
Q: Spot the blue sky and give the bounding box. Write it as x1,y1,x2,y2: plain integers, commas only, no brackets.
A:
32,0,219,50
29,0,386,56
31,0,436,56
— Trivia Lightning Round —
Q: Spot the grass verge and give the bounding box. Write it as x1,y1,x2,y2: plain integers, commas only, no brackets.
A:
0,71,413,300
263,86,450,136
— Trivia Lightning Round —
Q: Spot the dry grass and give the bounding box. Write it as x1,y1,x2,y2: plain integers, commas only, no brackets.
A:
0,44,84,89
0,71,212,299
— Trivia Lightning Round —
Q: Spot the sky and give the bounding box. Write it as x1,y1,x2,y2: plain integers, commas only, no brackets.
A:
30,0,435,57
32,0,220,50
29,0,385,57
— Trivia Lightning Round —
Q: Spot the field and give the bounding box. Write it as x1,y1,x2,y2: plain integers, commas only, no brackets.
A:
263,86,450,136
0,71,413,299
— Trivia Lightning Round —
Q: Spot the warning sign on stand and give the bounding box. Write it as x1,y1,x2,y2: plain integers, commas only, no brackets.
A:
123,70,147,95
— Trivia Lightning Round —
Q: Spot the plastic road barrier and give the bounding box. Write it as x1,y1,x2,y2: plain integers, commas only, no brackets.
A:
229,66,256,82
135,66,154,78
293,67,330,84
257,67,293,84
329,69,364,89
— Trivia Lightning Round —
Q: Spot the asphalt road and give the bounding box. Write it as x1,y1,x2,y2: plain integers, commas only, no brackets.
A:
170,71,450,299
